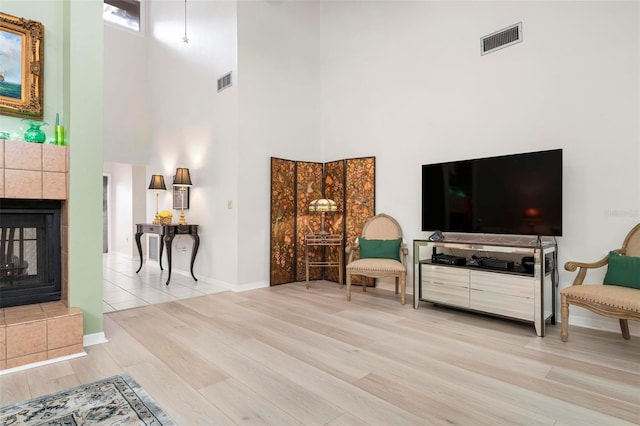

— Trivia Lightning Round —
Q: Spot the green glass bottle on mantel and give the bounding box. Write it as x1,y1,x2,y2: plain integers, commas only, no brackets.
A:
54,113,65,146
22,119,48,143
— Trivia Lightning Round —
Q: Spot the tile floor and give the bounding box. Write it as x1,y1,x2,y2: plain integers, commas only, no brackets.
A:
103,253,228,313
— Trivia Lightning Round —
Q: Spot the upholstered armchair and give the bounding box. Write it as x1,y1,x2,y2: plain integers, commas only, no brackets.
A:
561,223,640,341
345,213,408,304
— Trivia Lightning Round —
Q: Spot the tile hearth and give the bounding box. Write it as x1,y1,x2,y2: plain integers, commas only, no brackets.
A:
0,301,83,370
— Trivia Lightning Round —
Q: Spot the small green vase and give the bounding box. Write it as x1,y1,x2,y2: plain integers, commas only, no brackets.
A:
23,120,48,143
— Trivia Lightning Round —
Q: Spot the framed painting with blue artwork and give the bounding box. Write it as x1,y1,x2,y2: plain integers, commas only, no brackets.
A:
0,12,44,119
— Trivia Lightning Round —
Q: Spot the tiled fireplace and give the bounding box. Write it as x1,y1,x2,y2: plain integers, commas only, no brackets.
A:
0,140,84,371
1,199,62,308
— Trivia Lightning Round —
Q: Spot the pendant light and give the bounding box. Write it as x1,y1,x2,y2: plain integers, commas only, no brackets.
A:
182,0,189,43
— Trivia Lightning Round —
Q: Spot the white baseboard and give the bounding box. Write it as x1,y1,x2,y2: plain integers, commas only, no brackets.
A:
84,332,108,347
181,270,268,293
0,352,87,376
170,271,235,292
103,251,135,261
233,280,269,292
568,314,640,337
377,280,415,294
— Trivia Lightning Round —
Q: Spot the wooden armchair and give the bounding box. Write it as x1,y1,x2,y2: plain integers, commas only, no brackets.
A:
561,223,640,341
345,213,409,304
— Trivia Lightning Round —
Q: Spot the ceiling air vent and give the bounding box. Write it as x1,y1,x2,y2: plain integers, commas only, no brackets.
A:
481,22,522,55
217,72,232,92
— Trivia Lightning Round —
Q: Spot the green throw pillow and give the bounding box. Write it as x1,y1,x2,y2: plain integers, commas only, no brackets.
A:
603,251,640,290
359,237,402,262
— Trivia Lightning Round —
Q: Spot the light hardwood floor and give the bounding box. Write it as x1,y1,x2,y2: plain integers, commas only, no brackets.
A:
1,281,639,425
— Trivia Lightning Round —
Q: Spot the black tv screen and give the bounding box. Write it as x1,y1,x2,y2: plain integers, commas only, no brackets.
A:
422,149,563,236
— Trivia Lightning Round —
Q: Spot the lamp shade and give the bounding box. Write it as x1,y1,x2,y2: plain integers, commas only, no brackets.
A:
173,167,192,186
309,198,338,213
148,174,166,190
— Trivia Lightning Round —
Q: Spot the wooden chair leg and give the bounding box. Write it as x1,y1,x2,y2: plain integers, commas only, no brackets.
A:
395,277,399,295
561,294,569,342
346,273,352,301
400,275,406,305
620,319,631,339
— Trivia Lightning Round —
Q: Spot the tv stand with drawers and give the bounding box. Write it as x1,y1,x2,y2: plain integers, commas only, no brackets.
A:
413,235,558,337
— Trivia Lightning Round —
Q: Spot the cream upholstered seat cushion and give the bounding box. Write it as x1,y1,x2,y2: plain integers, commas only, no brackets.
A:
346,258,405,274
561,284,640,313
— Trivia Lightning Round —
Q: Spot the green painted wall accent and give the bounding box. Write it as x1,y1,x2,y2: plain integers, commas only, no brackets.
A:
66,0,104,335
2,1,105,335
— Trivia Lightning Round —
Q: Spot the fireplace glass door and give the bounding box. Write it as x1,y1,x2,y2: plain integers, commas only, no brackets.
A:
0,200,62,308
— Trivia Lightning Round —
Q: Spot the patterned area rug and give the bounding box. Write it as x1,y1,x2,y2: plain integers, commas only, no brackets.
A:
0,373,175,425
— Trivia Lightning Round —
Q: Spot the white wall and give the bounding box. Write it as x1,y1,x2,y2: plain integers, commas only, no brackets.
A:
103,10,150,261
237,1,321,286
104,162,133,256
103,23,150,165
319,1,640,333
131,164,147,255
104,0,639,335
103,162,147,258
143,0,241,283
127,0,322,288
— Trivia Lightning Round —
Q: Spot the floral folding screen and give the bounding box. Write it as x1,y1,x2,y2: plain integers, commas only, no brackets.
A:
270,157,375,286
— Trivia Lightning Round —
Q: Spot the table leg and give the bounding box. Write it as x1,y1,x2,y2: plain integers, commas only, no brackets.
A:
158,235,164,271
135,232,143,273
305,243,310,289
164,234,174,285
339,250,343,288
189,234,199,282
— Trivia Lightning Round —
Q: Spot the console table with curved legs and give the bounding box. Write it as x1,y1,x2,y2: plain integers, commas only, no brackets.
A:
135,223,199,285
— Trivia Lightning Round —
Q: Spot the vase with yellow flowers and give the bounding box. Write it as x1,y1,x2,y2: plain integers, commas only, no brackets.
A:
158,210,173,225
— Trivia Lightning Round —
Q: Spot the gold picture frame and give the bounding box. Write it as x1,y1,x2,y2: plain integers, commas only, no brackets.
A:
0,12,44,119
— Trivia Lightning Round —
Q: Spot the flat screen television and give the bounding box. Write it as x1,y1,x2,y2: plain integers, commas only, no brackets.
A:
422,149,562,236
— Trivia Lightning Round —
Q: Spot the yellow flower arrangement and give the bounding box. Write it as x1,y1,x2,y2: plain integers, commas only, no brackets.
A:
158,210,173,225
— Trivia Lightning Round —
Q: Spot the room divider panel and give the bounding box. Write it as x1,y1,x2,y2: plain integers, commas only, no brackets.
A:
295,161,324,282
270,157,375,286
